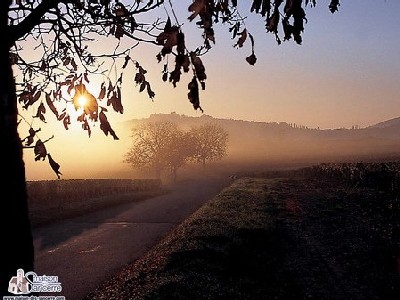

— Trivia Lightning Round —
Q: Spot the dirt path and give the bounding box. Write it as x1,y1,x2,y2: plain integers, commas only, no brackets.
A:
32,174,230,300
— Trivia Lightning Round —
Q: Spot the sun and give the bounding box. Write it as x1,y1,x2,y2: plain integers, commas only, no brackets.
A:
77,95,87,108
72,83,98,121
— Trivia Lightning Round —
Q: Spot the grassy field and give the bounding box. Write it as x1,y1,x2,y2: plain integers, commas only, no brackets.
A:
28,179,167,227
85,176,399,300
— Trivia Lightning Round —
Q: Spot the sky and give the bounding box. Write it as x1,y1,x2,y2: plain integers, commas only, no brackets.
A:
109,0,400,130
17,0,400,180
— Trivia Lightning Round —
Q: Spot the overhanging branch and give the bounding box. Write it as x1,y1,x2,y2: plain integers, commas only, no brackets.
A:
8,0,78,46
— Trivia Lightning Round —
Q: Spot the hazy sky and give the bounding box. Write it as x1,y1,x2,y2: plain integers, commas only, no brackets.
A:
19,0,400,180
111,0,400,130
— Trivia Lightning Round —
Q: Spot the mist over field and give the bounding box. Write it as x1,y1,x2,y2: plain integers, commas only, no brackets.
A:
128,113,400,168
24,113,400,181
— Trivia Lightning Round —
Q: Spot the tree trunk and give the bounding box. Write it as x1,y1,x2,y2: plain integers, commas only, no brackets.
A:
202,157,206,169
0,1,35,295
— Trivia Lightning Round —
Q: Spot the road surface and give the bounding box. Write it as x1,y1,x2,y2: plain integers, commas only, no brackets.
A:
32,175,230,300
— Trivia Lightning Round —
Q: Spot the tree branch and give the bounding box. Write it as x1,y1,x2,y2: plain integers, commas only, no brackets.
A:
8,0,78,46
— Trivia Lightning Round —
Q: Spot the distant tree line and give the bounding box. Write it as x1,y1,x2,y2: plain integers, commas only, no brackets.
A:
288,123,317,130
124,121,228,182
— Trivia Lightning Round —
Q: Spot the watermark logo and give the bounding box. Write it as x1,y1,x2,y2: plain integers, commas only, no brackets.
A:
5,269,64,300
8,269,30,295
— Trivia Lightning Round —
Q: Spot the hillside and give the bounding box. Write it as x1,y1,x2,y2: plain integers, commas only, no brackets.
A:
368,117,400,129
122,113,400,167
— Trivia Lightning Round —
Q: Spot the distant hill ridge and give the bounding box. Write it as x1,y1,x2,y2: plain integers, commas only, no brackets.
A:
125,112,400,135
368,117,400,129
128,112,319,131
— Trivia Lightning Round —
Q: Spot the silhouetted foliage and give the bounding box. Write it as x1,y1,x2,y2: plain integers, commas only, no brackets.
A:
47,153,62,179
8,0,339,176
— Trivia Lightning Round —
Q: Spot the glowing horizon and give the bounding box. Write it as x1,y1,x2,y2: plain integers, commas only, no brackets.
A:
17,1,400,180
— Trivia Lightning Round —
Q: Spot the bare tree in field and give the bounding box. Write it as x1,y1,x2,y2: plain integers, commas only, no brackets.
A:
190,123,228,168
124,121,176,178
2,0,340,294
124,121,193,181
164,130,196,182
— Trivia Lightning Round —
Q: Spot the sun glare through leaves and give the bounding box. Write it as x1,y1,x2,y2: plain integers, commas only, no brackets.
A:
72,82,98,122
77,95,87,109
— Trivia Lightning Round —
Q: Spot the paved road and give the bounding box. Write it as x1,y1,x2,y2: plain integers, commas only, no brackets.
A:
32,175,230,300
